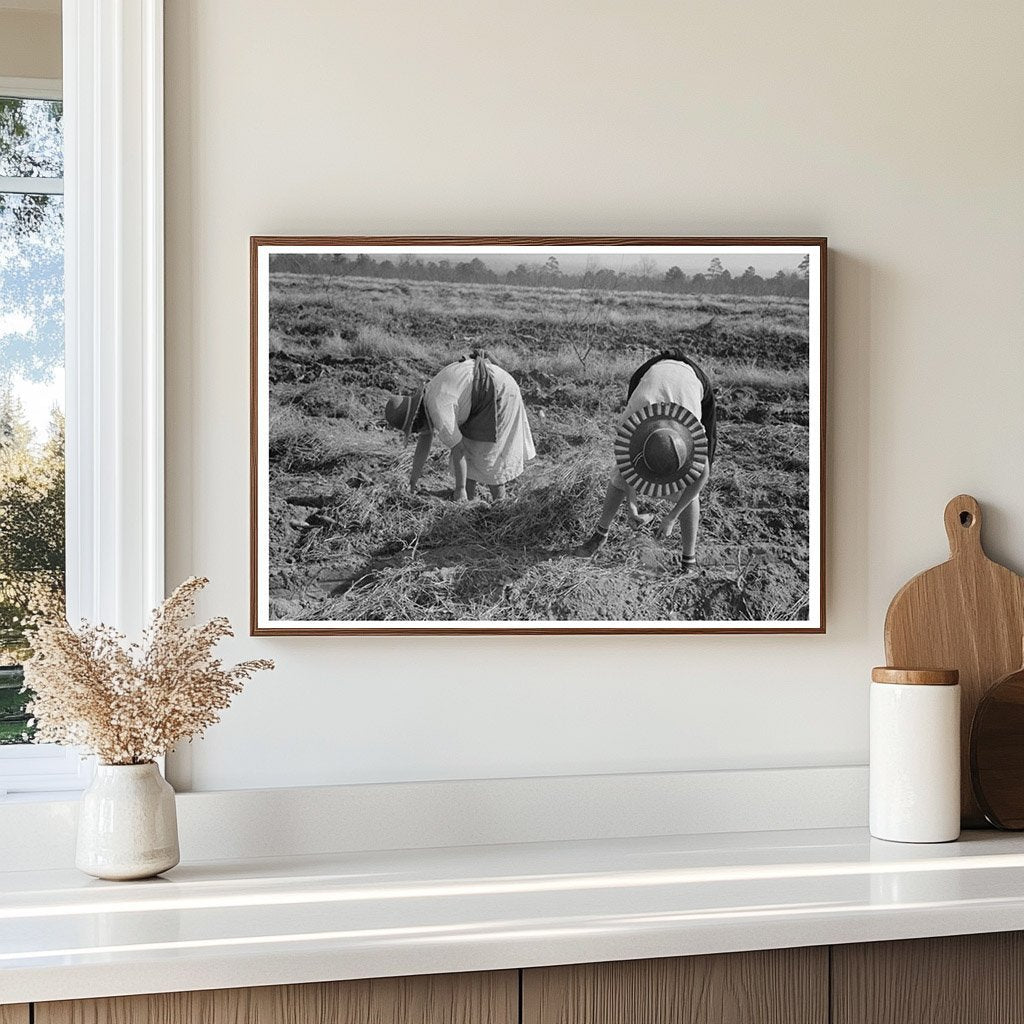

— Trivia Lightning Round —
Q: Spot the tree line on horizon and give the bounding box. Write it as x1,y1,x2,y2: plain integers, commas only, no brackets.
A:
271,253,811,299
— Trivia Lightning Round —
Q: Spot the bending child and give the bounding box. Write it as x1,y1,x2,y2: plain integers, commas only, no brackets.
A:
384,351,536,501
578,348,717,567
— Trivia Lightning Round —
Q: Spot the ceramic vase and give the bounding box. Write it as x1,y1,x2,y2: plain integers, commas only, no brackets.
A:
76,762,180,880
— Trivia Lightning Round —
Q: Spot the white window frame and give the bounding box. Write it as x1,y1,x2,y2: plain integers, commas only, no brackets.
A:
0,0,165,797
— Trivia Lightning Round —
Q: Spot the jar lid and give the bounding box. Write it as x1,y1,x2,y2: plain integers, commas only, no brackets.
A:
871,667,959,686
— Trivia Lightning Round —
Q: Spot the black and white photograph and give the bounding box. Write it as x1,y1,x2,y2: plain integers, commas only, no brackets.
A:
251,239,825,634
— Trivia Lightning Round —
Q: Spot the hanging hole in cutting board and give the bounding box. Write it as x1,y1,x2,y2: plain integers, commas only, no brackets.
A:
960,511,974,527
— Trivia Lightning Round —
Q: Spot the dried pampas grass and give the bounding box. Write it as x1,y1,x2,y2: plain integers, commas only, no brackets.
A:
23,577,273,765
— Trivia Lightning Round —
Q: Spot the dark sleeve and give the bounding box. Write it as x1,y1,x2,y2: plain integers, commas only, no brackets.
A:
677,354,718,467
700,380,717,467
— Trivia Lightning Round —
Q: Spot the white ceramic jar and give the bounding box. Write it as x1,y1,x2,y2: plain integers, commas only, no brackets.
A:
76,762,180,880
870,667,961,843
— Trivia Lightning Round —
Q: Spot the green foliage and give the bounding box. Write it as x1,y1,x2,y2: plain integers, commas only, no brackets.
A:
0,395,65,742
0,392,65,658
0,393,65,745
0,664,28,743
0,97,65,741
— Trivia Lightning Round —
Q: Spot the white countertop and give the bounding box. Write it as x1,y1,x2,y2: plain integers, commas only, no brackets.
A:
4,826,1024,1005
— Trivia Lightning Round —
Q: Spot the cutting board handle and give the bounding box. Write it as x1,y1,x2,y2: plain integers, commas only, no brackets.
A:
944,494,983,558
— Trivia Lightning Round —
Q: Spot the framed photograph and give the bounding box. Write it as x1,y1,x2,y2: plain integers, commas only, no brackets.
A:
251,236,826,635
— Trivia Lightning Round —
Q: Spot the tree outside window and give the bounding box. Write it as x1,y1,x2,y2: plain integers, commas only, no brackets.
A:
0,94,65,744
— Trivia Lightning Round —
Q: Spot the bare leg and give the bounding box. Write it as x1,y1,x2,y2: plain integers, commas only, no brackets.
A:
466,478,478,499
678,495,700,560
597,481,628,532
488,483,506,500
576,481,628,556
450,443,469,501
657,465,709,569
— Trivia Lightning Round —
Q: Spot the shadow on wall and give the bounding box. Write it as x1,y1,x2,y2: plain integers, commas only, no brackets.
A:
826,249,872,638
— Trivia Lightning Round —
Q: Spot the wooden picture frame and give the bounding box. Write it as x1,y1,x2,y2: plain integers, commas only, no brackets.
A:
251,236,826,635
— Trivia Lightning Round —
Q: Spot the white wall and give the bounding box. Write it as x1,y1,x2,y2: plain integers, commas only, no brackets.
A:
164,0,1024,791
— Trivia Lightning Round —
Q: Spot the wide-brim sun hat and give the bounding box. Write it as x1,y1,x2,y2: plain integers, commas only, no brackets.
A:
384,388,425,442
614,402,708,498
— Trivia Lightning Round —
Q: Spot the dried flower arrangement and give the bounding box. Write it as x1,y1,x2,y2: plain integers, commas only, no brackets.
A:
23,577,273,765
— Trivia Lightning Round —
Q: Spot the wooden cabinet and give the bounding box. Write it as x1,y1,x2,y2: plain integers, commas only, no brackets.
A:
522,948,828,1024
34,971,517,1024
832,932,1024,1024
14,933,1024,1024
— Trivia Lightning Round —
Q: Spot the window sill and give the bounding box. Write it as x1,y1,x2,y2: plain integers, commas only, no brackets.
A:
0,789,86,804
0,746,94,799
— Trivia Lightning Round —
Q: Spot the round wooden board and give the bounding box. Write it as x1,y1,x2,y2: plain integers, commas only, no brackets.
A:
971,662,1024,829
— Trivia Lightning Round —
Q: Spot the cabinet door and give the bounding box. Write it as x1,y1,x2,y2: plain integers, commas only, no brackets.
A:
832,932,1024,1024
523,948,828,1024
0,1007,29,1024
36,971,517,1024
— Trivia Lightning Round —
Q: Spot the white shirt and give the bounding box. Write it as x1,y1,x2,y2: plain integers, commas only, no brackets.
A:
623,359,704,422
422,360,477,448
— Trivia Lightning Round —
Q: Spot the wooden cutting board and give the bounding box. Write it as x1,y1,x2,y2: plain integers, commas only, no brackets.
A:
884,494,1024,826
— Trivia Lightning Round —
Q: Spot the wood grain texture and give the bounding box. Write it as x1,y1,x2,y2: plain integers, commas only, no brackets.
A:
832,932,1024,1024
0,1007,30,1024
884,494,1024,826
970,656,1024,827
871,667,959,686
522,948,828,1024
36,971,517,1024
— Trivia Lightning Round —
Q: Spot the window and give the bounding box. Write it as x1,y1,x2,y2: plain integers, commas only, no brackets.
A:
0,6,167,797
0,79,81,795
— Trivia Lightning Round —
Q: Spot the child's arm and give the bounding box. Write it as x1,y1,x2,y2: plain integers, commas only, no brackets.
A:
626,496,654,527
409,430,433,491
657,464,710,539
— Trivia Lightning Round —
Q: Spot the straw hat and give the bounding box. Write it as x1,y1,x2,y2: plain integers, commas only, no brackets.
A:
614,402,708,498
384,388,425,441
